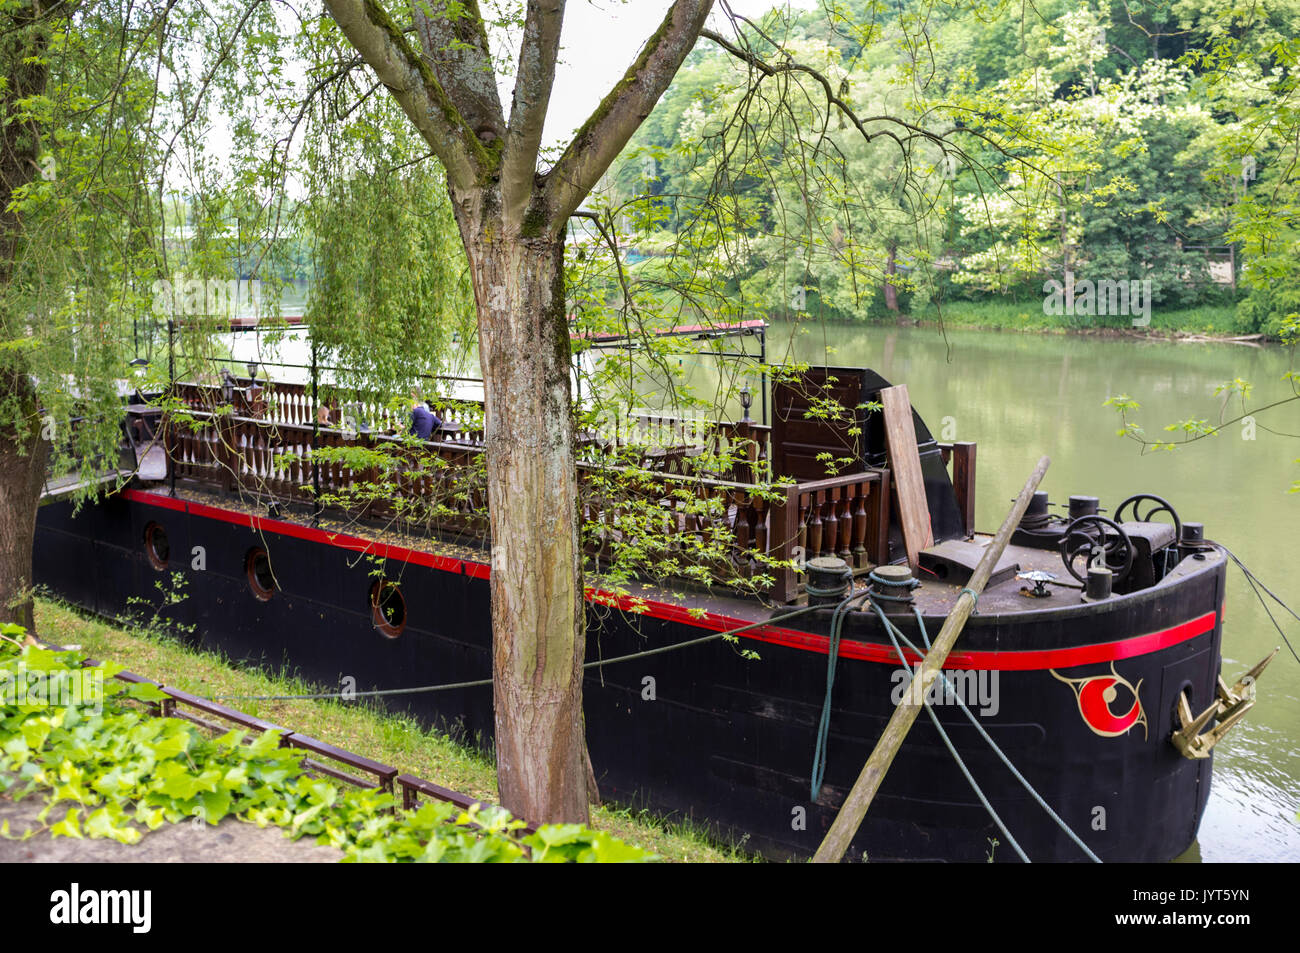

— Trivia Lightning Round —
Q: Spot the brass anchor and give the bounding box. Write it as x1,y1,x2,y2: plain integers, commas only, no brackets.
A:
1171,649,1277,760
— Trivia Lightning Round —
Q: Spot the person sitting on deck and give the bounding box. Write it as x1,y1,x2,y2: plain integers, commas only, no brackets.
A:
410,393,443,441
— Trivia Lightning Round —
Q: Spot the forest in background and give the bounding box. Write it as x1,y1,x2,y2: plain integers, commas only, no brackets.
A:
582,0,1299,335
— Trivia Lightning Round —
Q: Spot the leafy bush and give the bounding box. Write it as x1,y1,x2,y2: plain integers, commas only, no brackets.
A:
0,625,651,862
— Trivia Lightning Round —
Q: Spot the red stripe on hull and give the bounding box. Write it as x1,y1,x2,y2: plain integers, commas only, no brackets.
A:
125,489,463,573
121,489,1218,670
124,488,186,512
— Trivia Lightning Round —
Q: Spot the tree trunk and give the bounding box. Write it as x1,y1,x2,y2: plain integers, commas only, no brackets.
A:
462,215,589,825
0,9,54,636
0,370,49,633
321,0,715,827
884,244,899,312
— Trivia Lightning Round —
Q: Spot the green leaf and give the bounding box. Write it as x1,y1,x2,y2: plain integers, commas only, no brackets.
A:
50,807,82,839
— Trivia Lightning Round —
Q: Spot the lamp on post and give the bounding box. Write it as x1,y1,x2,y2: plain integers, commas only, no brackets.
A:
739,385,752,423
246,361,259,383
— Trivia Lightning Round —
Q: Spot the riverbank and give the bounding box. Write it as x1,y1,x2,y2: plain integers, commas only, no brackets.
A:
30,599,750,863
909,300,1256,339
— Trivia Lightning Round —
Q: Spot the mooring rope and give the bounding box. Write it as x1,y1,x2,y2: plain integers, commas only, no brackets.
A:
876,603,1029,863
1209,543,1300,665
809,574,871,801
213,603,823,702
872,599,1103,864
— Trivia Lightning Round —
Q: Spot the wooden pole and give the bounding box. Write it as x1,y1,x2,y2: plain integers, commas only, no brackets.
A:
811,455,1051,864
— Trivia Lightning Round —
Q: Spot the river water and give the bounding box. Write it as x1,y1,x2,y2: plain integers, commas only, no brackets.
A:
221,313,1298,861
753,320,1299,863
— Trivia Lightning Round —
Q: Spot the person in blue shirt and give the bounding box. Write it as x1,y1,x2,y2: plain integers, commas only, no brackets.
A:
410,397,443,440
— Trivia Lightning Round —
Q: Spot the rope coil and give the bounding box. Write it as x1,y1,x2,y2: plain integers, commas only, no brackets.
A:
866,569,920,603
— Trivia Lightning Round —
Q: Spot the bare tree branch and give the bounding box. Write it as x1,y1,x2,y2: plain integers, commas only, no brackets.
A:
322,0,491,191
501,0,565,224
543,0,714,228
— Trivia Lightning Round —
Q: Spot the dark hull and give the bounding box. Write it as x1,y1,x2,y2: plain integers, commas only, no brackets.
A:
34,489,1225,862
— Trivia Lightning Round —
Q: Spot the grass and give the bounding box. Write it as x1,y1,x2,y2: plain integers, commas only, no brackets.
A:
32,596,754,863
914,299,1246,335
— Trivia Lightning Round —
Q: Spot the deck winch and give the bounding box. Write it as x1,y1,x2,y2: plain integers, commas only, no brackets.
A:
1007,489,1189,595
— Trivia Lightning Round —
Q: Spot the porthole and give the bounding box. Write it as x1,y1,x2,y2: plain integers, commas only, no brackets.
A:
370,580,406,638
143,522,170,571
245,547,277,601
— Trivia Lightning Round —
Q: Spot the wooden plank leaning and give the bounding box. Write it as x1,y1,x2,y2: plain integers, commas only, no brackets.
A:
811,454,1051,864
879,384,933,568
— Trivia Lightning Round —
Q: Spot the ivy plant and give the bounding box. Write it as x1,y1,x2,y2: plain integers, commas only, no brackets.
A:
0,626,650,863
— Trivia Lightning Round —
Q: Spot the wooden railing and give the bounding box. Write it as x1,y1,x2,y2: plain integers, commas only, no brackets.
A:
937,441,977,537
173,380,488,447
164,386,900,602
627,414,771,476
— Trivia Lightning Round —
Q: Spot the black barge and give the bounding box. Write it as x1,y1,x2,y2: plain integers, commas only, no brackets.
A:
33,365,1253,861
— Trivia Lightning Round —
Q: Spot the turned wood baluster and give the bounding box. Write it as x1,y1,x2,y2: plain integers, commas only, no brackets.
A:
265,430,277,491
278,438,292,497
822,489,840,559
270,440,283,496
852,483,869,566
212,420,224,476
251,427,263,488
732,491,752,574
807,491,823,560
284,440,297,498
238,421,252,491
261,426,274,491
257,428,270,490
227,423,242,486
298,437,310,498
797,494,809,559
837,489,853,562
216,418,233,492
741,499,760,577
242,425,256,489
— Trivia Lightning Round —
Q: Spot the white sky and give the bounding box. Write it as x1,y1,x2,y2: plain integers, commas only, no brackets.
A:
541,1,813,147
177,2,814,198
